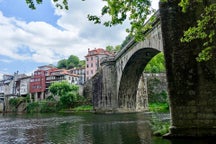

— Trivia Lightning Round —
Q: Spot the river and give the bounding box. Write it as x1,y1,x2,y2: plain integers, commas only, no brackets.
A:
0,112,214,144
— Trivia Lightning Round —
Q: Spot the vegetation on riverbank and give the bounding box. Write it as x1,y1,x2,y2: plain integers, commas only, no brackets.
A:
148,102,170,136
149,103,169,113
8,81,92,113
151,118,170,136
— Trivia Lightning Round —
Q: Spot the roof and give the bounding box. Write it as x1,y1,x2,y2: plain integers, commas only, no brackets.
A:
85,48,113,57
37,65,56,70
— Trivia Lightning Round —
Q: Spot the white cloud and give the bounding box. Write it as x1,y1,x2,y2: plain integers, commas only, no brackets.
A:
0,59,11,63
0,0,159,66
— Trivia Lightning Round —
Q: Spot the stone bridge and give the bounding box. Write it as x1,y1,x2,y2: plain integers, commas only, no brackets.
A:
94,11,162,112
86,1,216,137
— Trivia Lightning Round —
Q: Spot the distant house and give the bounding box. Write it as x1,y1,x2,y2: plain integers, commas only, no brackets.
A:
0,74,14,96
30,65,80,101
19,76,31,97
68,67,85,85
0,72,27,97
46,69,79,87
30,65,58,101
85,48,113,80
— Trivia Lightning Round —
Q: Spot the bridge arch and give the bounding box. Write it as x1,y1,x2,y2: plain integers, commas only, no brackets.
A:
117,48,160,112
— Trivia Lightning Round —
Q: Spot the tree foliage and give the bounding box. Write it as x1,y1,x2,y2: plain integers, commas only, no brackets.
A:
121,35,133,48
49,81,78,97
144,52,166,73
106,45,121,53
57,55,84,69
26,0,68,10
180,2,216,62
26,0,216,61
67,55,80,69
57,59,67,69
88,0,155,41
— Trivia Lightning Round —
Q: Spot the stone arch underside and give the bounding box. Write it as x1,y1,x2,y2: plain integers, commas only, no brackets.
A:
117,48,160,112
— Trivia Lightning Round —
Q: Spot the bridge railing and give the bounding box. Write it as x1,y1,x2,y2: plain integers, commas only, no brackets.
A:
100,56,116,65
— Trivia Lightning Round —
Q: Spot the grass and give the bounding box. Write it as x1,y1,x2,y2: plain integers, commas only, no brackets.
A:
148,103,169,113
72,105,93,112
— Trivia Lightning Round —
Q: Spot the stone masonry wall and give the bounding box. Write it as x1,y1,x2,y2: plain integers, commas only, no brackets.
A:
160,0,216,137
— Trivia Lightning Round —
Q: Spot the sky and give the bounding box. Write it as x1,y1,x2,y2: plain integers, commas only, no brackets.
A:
0,0,159,78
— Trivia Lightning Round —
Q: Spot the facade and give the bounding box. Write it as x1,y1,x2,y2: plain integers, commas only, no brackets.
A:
19,76,31,96
85,48,113,80
0,73,27,97
0,75,13,96
68,67,85,85
30,65,79,101
30,65,57,101
0,64,84,103
46,69,79,88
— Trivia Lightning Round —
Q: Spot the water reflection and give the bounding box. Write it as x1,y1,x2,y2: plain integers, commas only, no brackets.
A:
0,113,214,144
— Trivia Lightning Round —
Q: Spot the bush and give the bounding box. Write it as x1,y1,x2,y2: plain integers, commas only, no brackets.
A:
9,97,25,107
26,101,59,113
60,93,76,108
26,102,40,113
40,101,58,113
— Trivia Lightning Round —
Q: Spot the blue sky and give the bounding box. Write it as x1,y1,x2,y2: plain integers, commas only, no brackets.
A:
0,0,159,78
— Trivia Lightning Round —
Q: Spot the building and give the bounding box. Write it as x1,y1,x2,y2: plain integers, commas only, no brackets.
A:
19,76,31,97
46,69,79,89
30,65,57,101
0,74,14,96
0,72,27,97
68,67,85,85
85,48,113,80
30,65,80,101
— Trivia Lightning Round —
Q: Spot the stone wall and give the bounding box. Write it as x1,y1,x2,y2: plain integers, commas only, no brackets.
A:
145,73,168,103
84,71,168,112
160,0,216,137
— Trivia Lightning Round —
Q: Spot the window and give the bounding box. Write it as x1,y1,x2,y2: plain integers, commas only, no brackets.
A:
91,63,93,67
87,64,89,68
91,70,93,74
91,57,93,60
86,58,89,61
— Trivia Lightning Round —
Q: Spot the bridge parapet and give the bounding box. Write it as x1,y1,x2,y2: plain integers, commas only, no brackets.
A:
100,56,116,66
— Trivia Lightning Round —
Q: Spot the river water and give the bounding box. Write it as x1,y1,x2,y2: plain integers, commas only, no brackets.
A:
0,112,214,144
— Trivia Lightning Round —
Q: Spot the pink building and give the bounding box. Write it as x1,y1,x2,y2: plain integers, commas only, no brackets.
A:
85,48,113,80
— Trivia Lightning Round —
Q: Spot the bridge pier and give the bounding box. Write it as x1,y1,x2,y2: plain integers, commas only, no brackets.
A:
160,1,216,137
92,58,118,112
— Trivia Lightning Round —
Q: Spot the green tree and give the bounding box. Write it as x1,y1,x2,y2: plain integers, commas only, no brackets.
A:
67,55,80,69
57,59,67,69
121,35,133,48
106,45,121,53
106,45,114,52
78,60,86,68
57,55,82,69
144,52,165,73
60,92,76,108
49,81,73,97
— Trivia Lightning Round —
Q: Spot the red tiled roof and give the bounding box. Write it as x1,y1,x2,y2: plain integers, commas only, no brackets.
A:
85,48,113,57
